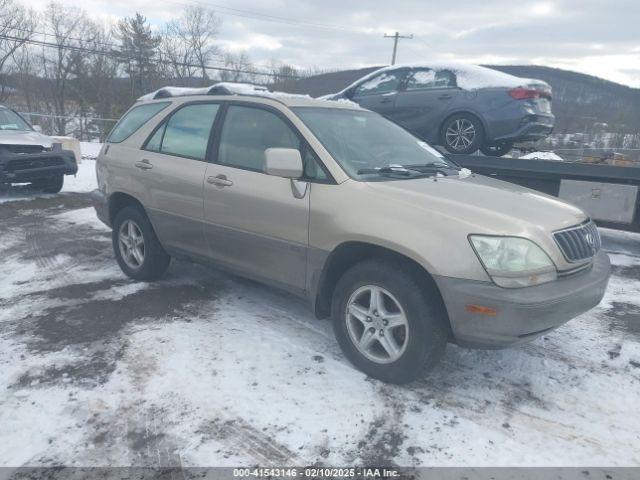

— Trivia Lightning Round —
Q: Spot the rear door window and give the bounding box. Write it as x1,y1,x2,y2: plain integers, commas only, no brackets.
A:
108,102,170,143
148,103,220,160
406,69,456,90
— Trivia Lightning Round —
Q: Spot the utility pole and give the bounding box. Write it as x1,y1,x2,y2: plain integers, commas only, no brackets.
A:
384,32,413,65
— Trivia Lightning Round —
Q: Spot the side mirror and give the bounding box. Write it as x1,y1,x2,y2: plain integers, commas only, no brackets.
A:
264,148,303,179
32,125,43,133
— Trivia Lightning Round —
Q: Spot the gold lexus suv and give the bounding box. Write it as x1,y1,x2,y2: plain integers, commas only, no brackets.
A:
94,85,610,383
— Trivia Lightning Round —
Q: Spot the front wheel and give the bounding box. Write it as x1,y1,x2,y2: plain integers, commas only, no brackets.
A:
440,113,484,155
480,141,514,157
332,259,448,384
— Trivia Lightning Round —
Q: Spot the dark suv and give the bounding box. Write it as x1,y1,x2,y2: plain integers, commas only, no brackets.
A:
324,63,555,156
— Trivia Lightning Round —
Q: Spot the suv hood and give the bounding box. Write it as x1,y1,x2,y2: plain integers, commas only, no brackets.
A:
365,173,586,234
0,130,54,148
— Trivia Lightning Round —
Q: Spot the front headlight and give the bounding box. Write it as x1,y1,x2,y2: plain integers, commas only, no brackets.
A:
469,235,557,288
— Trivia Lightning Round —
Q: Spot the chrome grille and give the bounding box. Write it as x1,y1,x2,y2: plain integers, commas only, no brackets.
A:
554,221,601,262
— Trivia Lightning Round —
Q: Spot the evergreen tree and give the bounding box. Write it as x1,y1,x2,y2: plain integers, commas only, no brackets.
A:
114,13,160,97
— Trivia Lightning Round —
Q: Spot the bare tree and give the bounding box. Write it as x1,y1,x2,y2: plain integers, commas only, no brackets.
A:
0,0,36,100
160,23,196,81
182,6,220,83
11,42,39,111
219,52,255,83
162,6,220,84
78,23,121,140
40,1,97,135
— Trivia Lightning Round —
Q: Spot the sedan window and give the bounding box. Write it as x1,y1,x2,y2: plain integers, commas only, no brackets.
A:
406,69,457,90
353,70,407,97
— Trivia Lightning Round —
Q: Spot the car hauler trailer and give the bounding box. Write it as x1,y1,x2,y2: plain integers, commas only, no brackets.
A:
452,155,640,232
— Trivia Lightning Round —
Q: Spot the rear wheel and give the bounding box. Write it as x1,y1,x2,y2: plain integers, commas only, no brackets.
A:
480,141,514,157
31,174,64,193
440,113,484,155
332,259,448,384
112,206,170,281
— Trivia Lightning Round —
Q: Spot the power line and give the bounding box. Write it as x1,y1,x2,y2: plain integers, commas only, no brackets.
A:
153,0,366,33
0,33,302,79
1,24,302,72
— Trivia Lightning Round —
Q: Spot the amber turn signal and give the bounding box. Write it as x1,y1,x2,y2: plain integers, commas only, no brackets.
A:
465,304,498,316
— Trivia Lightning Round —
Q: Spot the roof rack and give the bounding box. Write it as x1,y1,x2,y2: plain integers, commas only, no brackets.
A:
138,83,270,101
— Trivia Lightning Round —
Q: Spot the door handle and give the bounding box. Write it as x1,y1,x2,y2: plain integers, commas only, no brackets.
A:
207,174,233,187
438,94,452,100
134,159,153,170
380,92,397,104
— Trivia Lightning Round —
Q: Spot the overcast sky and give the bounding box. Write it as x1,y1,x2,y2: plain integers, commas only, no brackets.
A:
30,0,640,87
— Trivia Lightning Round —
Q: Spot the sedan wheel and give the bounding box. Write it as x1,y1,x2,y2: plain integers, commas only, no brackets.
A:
440,113,484,155
445,119,476,152
118,219,145,270
345,285,409,364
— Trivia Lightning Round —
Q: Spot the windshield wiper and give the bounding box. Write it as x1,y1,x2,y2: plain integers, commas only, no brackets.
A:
400,163,461,176
357,165,426,176
403,162,460,171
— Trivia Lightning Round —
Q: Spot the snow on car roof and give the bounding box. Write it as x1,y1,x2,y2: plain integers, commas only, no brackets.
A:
336,62,549,94
137,82,362,109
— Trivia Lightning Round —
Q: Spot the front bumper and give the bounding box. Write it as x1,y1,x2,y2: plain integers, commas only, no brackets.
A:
434,250,611,348
0,150,77,183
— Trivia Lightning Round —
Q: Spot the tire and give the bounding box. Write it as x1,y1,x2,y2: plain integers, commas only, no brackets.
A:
480,141,514,157
440,113,484,155
112,205,170,281
331,259,448,384
31,174,64,193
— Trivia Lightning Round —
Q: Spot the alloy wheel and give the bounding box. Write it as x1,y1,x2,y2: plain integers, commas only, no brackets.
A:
118,219,145,270
445,119,476,151
345,285,410,364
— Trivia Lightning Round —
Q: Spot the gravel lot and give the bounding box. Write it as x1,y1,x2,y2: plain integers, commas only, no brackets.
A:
1,160,639,467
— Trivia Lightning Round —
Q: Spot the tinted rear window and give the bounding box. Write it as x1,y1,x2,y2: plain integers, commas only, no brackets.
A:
108,102,170,143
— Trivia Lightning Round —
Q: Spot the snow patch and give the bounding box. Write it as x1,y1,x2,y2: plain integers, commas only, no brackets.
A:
138,83,311,102
79,142,102,160
520,151,565,161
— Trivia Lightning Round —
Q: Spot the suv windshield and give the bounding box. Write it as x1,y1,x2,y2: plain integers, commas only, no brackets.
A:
0,107,32,131
292,107,458,180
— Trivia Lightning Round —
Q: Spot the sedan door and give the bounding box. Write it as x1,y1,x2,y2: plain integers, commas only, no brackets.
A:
136,102,220,257
392,68,461,141
349,69,409,120
203,104,314,293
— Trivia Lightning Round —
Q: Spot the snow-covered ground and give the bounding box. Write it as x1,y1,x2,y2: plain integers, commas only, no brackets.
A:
0,152,639,468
